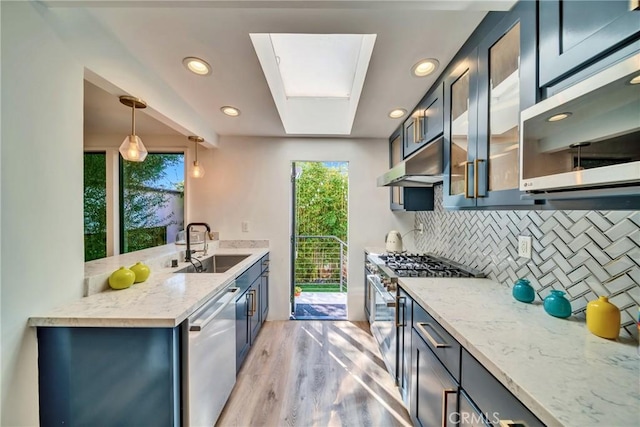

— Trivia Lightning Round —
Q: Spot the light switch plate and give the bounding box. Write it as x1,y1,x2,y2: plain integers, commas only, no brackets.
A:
518,235,532,259
241,221,249,232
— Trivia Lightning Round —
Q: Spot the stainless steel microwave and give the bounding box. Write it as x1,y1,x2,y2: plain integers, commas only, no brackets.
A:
520,53,640,193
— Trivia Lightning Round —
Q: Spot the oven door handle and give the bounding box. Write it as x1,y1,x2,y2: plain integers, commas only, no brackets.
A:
368,275,396,307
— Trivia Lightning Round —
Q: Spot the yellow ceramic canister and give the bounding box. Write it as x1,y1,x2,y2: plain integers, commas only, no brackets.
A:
586,296,620,339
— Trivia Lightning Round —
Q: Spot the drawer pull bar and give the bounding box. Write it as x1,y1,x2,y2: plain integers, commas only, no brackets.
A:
416,322,450,348
499,420,528,427
442,389,457,427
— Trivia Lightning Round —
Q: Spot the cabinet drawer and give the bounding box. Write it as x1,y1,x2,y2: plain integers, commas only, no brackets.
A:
413,303,461,381
236,259,263,292
461,349,544,427
260,254,270,273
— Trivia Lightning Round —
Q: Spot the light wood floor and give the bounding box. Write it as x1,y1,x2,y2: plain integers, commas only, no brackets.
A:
217,321,412,427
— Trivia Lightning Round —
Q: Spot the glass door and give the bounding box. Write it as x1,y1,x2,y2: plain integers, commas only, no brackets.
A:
476,1,538,207
443,49,478,208
487,23,520,194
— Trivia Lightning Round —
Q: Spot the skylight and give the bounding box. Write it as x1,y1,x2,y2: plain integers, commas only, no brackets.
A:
251,33,376,135
271,34,362,98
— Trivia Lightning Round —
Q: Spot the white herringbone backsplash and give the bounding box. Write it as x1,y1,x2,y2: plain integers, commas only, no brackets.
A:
415,185,640,338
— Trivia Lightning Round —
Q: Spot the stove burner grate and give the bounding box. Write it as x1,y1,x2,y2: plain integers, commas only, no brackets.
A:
381,253,475,278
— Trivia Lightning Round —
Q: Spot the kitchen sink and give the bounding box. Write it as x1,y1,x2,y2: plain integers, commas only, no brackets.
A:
176,254,250,273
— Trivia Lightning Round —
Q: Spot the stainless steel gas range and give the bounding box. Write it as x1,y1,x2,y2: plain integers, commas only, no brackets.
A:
365,251,483,404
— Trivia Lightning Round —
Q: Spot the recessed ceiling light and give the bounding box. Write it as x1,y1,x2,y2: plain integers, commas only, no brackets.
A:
389,109,407,119
547,112,572,122
629,75,640,85
183,57,211,76
412,59,439,77
221,106,240,117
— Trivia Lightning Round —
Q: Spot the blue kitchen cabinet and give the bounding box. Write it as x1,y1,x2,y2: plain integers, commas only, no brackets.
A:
248,278,261,345
461,348,544,427
235,286,251,373
37,327,181,426
259,254,270,324
235,255,269,372
538,0,640,90
403,83,444,158
444,2,539,209
403,285,544,427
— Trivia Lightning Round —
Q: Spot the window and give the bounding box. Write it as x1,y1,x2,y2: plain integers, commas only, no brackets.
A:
84,152,107,261
119,153,185,254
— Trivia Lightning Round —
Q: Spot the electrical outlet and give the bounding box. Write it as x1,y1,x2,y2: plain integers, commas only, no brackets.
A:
241,221,249,233
418,223,424,234
518,235,532,259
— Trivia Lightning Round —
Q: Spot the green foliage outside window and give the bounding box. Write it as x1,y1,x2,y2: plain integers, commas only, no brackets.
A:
83,152,184,261
84,153,107,261
121,154,184,253
295,162,348,290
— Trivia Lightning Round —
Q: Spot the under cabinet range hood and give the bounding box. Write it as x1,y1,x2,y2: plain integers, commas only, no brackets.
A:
377,137,444,187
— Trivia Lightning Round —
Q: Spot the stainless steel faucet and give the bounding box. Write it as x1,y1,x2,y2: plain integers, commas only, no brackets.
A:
185,222,211,262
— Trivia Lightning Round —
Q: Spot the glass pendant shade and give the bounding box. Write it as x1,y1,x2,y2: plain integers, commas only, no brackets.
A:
120,135,148,162
189,135,205,178
192,160,205,178
119,96,148,162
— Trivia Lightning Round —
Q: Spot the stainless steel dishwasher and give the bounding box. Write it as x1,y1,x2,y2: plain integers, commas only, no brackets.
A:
184,285,238,427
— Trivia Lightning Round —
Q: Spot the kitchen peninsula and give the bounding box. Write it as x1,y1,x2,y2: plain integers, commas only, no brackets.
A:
29,241,269,426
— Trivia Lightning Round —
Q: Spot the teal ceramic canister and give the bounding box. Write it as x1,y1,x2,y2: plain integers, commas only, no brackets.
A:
512,278,535,303
543,290,572,318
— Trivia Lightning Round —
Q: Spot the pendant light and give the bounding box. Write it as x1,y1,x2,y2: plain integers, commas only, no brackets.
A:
119,96,148,162
188,136,205,178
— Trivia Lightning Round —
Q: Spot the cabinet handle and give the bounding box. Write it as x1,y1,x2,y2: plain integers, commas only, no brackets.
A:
251,289,257,315
499,421,528,427
246,291,253,316
416,322,450,348
441,389,457,427
464,161,473,198
395,296,406,327
474,158,485,198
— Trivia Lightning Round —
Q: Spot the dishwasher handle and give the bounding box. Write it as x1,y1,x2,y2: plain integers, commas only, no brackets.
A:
189,287,239,332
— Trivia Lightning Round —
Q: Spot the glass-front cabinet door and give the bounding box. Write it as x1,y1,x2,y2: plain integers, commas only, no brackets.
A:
443,48,478,209
475,0,537,207
487,23,520,194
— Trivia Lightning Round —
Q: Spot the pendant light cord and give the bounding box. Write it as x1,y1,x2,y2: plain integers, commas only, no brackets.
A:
131,104,136,135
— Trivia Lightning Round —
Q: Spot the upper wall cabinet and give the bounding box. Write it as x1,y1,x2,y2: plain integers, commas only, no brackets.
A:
389,129,435,212
444,1,538,209
403,83,444,158
539,0,640,89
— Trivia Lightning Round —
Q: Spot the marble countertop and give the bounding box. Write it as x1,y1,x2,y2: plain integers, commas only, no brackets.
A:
29,246,269,328
399,278,639,427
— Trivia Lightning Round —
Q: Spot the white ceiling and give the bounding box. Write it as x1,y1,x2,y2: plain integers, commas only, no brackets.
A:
63,0,518,140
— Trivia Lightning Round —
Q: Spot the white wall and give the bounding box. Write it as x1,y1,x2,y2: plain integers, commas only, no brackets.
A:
1,2,85,425
190,136,414,321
